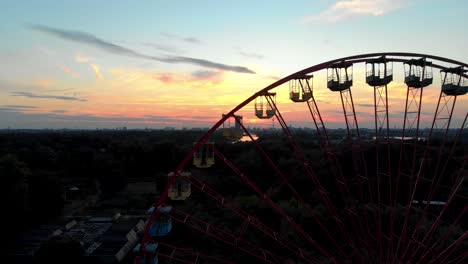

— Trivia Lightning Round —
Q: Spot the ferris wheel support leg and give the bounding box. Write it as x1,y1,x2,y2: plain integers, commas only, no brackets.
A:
188,174,312,263
210,143,336,261
410,179,466,263
410,125,467,262
153,242,235,264
160,208,284,263
373,83,391,263
428,231,467,264
394,85,425,261
401,93,460,259
232,114,347,259
305,97,368,251
339,88,376,247
263,96,363,252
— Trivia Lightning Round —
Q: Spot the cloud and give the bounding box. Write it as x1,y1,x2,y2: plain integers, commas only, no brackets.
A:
2,105,39,109
151,70,223,85
11,92,87,101
191,70,220,79
30,24,255,74
143,42,182,53
357,103,375,108
161,32,201,44
74,55,90,62
301,0,408,24
63,67,79,78
239,51,264,60
161,56,254,73
90,64,104,80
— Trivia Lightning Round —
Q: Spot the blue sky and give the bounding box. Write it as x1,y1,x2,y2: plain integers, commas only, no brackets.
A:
0,0,467,129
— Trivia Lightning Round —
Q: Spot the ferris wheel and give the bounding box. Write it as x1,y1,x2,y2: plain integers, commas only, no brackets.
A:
138,52,467,263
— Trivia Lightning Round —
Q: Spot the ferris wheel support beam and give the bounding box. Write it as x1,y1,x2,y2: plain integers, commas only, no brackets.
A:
338,86,376,249
407,119,467,261
261,96,366,251
373,83,391,263
393,83,426,259
209,142,335,261
143,241,235,264
185,171,312,262
428,231,468,264
421,205,467,262
409,178,466,262
235,109,359,254
159,208,284,263
401,94,462,259
300,79,369,251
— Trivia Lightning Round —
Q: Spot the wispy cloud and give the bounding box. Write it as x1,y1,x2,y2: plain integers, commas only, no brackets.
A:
357,103,375,108
239,51,264,60
2,105,39,109
191,70,220,79
90,64,104,80
301,0,408,24
63,67,79,78
151,70,223,85
11,92,87,101
143,42,182,54
74,55,90,62
161,32,201,44
30,24,255,74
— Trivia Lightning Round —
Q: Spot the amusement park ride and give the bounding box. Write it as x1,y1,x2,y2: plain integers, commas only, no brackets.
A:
137,53,467,263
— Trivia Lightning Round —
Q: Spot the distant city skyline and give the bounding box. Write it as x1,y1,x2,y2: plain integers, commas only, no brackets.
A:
1,0,467,129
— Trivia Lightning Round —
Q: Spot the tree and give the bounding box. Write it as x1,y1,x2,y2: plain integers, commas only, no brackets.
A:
35,235,84,264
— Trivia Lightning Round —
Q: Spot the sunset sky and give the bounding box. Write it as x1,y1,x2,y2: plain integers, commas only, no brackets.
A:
1,0,467,129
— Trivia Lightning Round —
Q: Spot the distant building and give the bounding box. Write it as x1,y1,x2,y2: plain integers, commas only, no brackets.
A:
7,214,145,264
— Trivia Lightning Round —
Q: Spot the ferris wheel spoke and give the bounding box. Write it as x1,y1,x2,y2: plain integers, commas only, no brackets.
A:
186,172,312,262
234,112,358,254
209,142,338,261
428,231,468,264
296,78,365,252
401,112,466,260
400,95,465,260
259,96,362,252
405,173,466,261
158,207,284,263
152,241,236,264
413,204,467,263
394,59,433,260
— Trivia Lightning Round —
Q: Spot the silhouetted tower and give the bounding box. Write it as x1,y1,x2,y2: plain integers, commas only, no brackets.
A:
222,114,244,140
